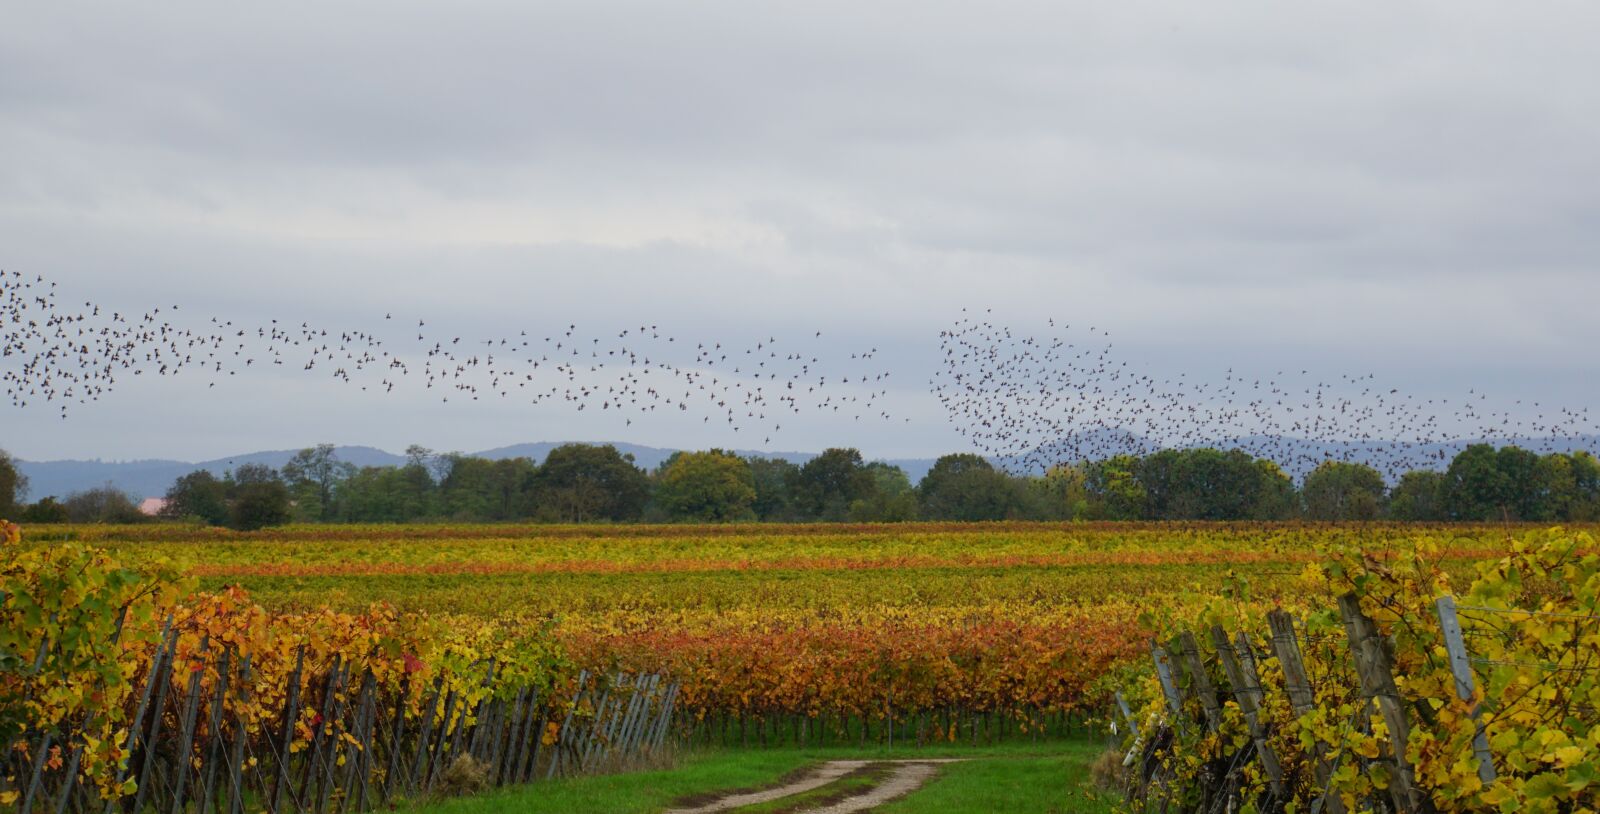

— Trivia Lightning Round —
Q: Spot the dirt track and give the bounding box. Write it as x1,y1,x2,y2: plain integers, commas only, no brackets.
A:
663,759,963,814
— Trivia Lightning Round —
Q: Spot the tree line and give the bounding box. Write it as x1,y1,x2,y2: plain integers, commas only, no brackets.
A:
2,442,1597,529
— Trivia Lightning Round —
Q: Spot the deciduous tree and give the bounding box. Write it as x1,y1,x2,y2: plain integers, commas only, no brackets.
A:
282,444,355,521
161,470,230,526
227,464,292,530
655,449,757,522
62,484,144,523
0,448,26,518
1388,470,1446,520
747,457,801,521
536,444,649,522
793,448,873,521
918,454,1021,521
1302,460,1386,521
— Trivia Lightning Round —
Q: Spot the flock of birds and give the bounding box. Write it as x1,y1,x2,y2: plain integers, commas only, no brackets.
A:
6,270,1598,481
931,310,1600,480
0,270,900,443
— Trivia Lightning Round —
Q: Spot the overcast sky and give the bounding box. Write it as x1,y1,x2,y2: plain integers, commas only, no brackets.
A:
4,2,1599,462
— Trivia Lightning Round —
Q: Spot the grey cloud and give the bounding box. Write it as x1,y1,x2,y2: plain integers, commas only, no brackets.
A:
3,1,1599,461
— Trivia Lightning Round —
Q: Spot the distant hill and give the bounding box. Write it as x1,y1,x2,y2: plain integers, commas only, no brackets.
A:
16,446,408,502
14,442,938,500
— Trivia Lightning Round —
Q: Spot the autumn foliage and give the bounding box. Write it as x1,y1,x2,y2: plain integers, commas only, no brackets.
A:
0,521,569,807
1123,528,1600,813
15,517,1600,808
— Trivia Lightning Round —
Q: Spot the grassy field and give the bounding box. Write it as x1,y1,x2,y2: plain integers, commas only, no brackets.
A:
402,741,1116,814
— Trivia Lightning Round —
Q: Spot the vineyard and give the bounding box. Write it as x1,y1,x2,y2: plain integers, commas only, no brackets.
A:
1,523,681,813
8,520,1600,812
1116,528,1600,813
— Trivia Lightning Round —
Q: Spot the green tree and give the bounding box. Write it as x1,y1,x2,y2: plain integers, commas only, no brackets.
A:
1137,448,1289,520
1083,455,1147,520
1557,451,1600,521
1526,451,1600,522
161,470,231,526
0,448,27,518
385,445,440,519
1301,461,1387,521
434,454,494,520
1572,451,1600,521
747,457,801,521
1023,465,1090,521
281,444,355,522
1443,444,1506,521
19,497,68,523
322,454,545,522
61,485,145,523
654,450,757,522
793,448,873,521
917,454,1022,521
536,444,650,522
849,462,918,522
1441,444,1551,521
1388,470,1446,521
1496,446,1547,520
1083,448,1295,520
1135,449,1187,518
333,466,414,522
1251,459,1300,520
227,464,292,530
482,457,540,520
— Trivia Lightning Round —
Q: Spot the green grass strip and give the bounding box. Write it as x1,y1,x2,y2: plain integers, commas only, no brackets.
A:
875,742,1117,814
401,740,1111,814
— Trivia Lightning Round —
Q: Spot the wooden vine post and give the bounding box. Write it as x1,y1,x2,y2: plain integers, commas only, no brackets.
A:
5,608,681,814
1266,610,1345,814
1124,598,1513,813
1434,596,1496,786
1150,640,1183,723
1114,690,1139,737
1175,631,1222,731
1210,626,1285,798
1338,593,1428,814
